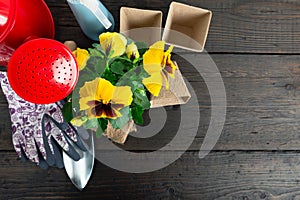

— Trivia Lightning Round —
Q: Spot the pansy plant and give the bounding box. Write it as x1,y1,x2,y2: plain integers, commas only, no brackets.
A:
63,32,176,136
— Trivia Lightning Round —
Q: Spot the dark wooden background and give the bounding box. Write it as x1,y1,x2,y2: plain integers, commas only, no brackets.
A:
1,0,300,199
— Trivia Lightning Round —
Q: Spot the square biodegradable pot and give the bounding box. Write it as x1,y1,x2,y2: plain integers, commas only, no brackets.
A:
120,7,162,45
162,2,212,52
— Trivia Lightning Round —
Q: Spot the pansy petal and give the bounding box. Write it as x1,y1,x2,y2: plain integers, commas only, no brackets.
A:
79,79,102,110
79,78,99,98
149,41,165,54
167,46,177,72
110,34,127,57
164,53,177,79
166,45,174,55
73,48,90,70
96,78,114,103
87,107,97,119
142,72,163,96
87,106,121,119
143,63,162,75
112,86,133,107
99,32,116,44
79,96,96,111
100,32,127,58
101,107,122,119
126,43,140,60
78,77,130,120
143,41,165,67
79,78,114,110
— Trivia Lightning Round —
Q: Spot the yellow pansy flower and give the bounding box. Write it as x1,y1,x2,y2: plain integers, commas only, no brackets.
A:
79,78,133,119
126,43,140,60
73,48,90,70
99,32,127,58
142,41,177,96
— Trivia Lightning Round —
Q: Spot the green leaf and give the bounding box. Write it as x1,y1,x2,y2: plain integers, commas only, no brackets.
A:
109,107,131,129
89,43,106,56
101,67,119,85
133,57,142,64
99,118,108,130
133,79,145,88
62,101,73,122
135,42,148,56
133,88,151,109
92,43,99,48
131,105,144,125
110,61,125,75
94,43,107,54
138,65,150,79
86,56,106,76
88,48,101,57
77,72,94,88
96,118,108,137
96,127,103,138
121,56,134,63
115,58,135,71
115,66,150,96
115,71,136,89
95,59,107,75
83,118,99,129
108,49,115,58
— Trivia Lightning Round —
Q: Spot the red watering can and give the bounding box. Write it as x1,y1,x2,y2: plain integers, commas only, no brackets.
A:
0,0,55,66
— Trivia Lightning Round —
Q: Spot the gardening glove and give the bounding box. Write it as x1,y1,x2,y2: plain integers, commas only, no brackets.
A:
42,102,87,168
0,72,86,168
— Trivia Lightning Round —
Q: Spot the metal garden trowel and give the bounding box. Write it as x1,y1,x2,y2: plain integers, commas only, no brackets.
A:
63,127,95,190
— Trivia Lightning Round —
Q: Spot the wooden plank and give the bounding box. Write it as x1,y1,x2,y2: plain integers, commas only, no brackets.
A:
46,0,300,53
0,55,299,151
0,104,299,151
3,1,300,199
2,151,300,199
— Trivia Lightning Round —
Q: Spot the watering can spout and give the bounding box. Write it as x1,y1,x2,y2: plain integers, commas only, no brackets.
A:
67,0,115,41
80,0,112,29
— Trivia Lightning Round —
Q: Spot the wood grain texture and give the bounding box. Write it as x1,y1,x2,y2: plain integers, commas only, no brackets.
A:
2,151,300,199
0,0,299,199
46,0,300,53
0,55,299,151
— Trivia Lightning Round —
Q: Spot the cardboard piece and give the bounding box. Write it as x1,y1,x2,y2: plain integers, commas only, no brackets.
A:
162,2,212,52
104,120,137,144
150,62,191,108
120,7,162,45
